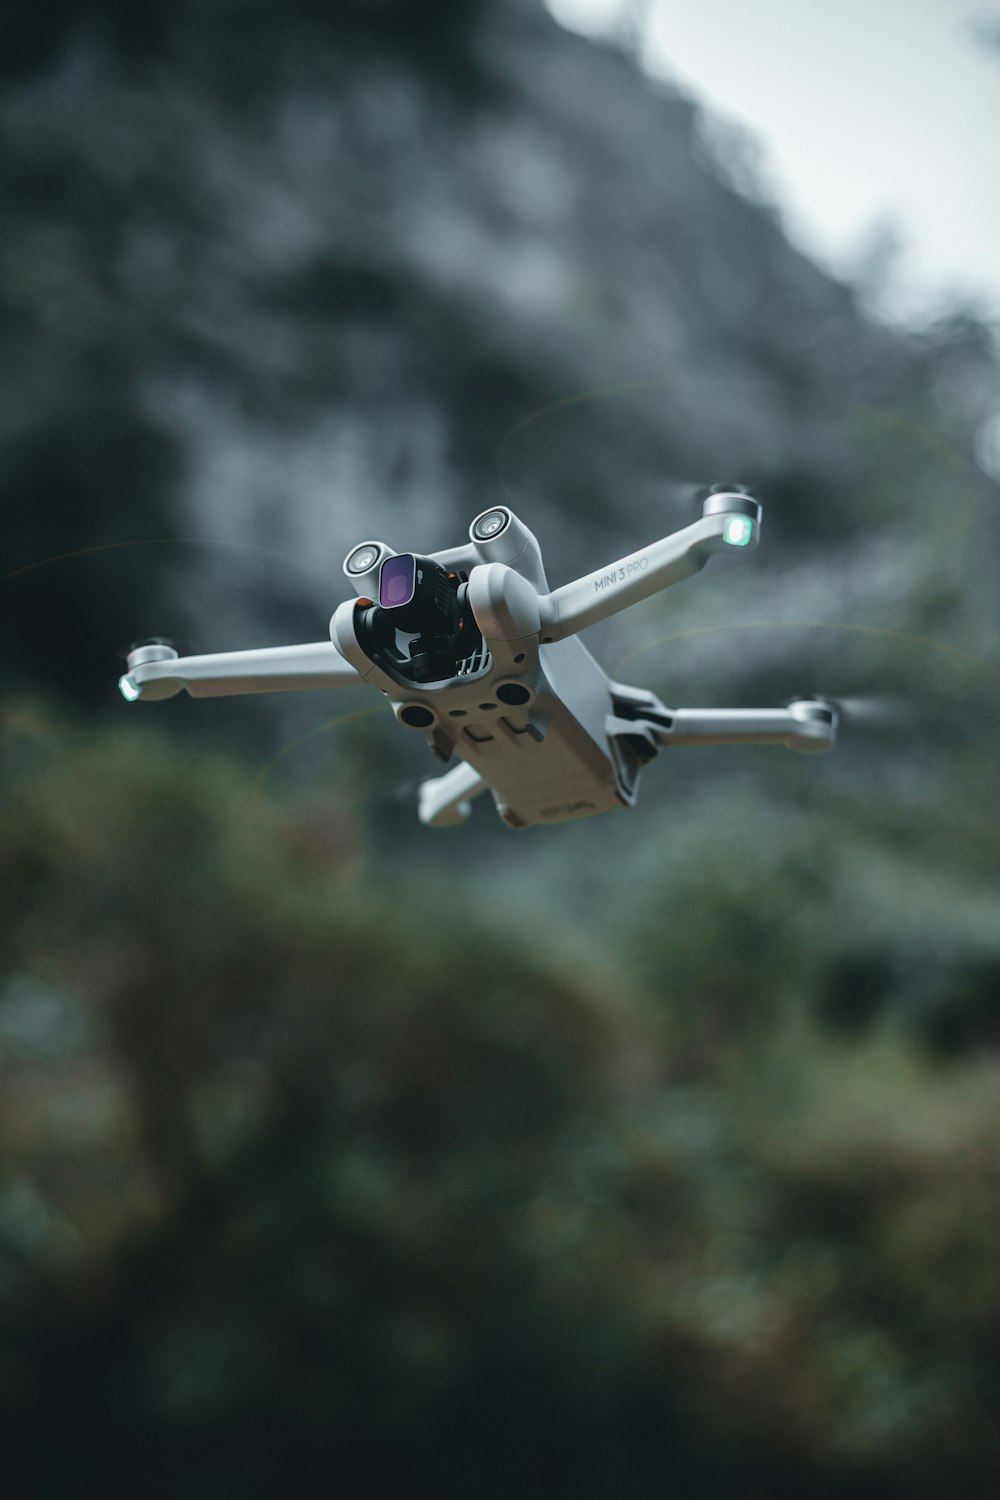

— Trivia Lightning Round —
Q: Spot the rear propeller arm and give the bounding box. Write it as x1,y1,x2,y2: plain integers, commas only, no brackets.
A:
654,700,838,753
417,761,489,827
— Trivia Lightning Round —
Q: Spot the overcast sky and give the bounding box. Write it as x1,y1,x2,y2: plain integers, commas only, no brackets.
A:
545,0,1000,325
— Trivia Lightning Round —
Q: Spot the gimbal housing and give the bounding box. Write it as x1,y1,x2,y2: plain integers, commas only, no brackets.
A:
353,554,483,685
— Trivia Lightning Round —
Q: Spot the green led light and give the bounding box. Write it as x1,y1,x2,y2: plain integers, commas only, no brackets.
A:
118,674,141,702
724,515,754,547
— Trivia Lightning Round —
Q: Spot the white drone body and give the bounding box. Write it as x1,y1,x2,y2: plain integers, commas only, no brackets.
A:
119,493,837,829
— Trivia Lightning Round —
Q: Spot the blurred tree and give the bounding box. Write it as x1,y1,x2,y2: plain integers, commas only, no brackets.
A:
2,714,1000,1496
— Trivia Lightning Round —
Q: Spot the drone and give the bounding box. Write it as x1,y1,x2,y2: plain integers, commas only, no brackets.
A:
118,491,837,829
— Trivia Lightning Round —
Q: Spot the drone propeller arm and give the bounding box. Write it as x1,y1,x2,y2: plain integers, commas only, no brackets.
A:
119,641,363,703
654,701,837,753
538,497,760,643
417,760,488,827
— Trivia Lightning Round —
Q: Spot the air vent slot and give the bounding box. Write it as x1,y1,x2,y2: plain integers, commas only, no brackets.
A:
458,644,492,677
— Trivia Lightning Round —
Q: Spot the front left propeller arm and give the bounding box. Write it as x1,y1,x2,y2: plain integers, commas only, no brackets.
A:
119,641,363,702
537,493,761,642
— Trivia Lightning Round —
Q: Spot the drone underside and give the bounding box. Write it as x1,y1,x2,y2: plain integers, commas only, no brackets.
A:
120,495,838,830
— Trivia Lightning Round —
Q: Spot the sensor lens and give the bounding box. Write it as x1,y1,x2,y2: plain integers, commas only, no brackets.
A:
379,554,417,609
473,509,509,542
496,682,531,706
118,675,141,702
346,543,380,575
400,704,435,728
724,516,754,547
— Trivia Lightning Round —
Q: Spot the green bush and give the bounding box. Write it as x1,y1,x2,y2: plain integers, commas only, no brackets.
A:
3,710,1000,1496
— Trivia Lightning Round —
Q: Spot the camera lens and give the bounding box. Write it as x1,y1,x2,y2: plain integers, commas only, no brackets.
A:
473,509,509,542
346,543,380,575
496,681,531,706
399,704,435,728
379,553,417,609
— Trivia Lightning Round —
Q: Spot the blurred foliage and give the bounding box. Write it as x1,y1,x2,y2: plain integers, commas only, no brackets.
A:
8,0,995,722
4,0,1000,1493
0,0,493,90
2,713,1000,1495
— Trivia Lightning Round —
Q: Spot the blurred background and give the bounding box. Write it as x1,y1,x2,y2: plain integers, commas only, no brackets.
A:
3,1,1000,1493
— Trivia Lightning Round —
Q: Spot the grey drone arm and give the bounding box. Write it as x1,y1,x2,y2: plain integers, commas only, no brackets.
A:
538,493,761,643
655,700,837,753
417,761,489,827
119,640,363,702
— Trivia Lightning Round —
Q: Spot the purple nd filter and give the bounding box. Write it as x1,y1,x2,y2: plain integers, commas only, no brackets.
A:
379,554,416,609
